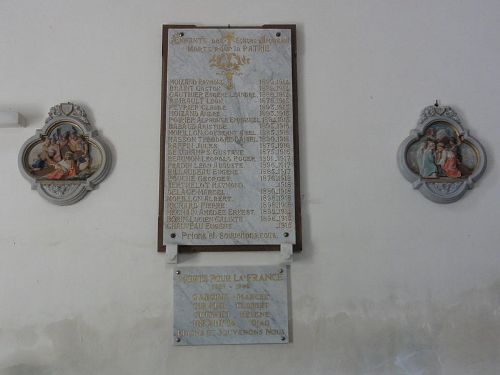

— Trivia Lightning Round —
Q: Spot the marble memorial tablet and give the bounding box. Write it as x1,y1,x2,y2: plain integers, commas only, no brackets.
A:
173,265,289,345
158,25,301,251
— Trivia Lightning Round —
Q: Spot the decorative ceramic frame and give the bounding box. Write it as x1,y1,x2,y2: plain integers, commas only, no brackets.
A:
19,102,112,205
398,104,486,203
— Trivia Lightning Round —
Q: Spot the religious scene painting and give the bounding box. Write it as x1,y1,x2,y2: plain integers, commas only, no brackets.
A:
398,104,486,203
19,102,111,205
25,122,103,181
406,122,478,180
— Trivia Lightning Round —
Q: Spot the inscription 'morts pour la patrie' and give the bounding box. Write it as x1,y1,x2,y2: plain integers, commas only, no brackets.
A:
173,265,289,345
163,28,296,246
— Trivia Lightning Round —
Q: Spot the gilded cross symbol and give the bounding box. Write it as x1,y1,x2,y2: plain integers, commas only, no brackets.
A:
223,32,235,47
209,32,250,90
209,53,250,90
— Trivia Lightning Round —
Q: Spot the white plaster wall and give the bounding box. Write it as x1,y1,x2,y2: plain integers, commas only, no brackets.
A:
1,0,500,374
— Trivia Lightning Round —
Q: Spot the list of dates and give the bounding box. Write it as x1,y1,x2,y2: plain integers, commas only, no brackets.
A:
165,29,296,245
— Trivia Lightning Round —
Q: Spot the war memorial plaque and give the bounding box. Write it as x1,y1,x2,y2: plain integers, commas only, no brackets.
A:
158,25,301,252
173,265,289,345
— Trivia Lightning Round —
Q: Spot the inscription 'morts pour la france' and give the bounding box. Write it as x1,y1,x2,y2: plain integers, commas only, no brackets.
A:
164,28,296,245
173,265,289,345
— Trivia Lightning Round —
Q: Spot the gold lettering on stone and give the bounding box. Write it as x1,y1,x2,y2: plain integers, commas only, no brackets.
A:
165,29,295,245
174,266,288,344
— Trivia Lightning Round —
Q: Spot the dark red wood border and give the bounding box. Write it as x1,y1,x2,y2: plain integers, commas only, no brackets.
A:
158,24,301,253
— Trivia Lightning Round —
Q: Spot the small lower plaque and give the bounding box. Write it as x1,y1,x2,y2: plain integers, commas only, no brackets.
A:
173,265,289,345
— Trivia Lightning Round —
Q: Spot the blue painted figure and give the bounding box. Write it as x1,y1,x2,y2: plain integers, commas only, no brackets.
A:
417,141,438,178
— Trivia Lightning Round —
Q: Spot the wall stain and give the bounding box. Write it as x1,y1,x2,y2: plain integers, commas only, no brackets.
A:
1,314,169,375
0,280,499,375
1,363,51,375
286,279,500,375
13,327,37,348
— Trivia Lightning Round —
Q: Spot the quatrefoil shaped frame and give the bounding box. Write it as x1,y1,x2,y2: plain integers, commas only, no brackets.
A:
397,104,486,203
19,102,112,205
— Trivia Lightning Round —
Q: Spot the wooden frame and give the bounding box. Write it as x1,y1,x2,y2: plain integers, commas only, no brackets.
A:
158,24,301,253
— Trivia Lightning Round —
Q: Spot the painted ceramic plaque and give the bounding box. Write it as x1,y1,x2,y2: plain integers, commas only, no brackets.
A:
173,265,289,345
398,103,486,203
158,25,301,252
19,102,111,205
